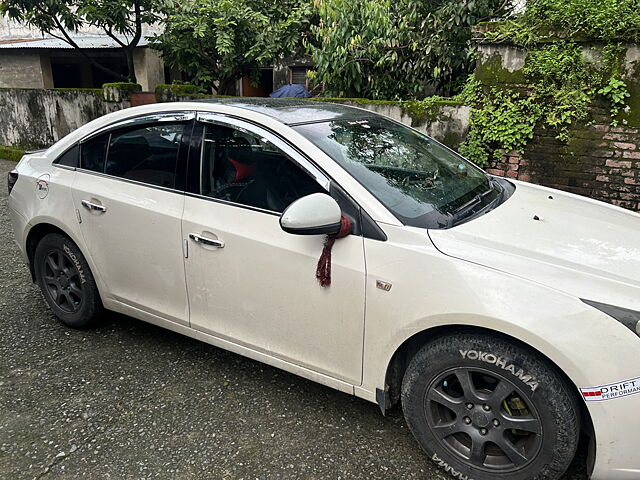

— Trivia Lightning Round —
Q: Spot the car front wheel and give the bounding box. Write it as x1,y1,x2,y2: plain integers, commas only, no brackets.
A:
401,332,580,480
34,233,102,328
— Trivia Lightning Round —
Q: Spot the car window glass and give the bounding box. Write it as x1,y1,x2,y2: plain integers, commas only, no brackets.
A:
105,123,184,189
81,134,109,172
56,145,79,167
200,123,323,212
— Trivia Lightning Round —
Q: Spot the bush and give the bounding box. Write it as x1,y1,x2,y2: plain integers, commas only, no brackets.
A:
0,145,26,162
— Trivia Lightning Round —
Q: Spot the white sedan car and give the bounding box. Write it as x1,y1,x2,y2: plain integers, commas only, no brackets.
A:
7,99,640,480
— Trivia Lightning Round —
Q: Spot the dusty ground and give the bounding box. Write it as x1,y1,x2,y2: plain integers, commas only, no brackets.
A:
0,158,587,479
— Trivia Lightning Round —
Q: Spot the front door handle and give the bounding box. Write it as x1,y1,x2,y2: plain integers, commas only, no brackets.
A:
81,199,107,212
189,233,225,248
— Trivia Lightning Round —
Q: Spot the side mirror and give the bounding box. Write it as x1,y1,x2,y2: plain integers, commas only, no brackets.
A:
280,193,342,235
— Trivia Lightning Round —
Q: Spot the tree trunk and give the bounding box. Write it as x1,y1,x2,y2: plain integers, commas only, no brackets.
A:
219,77,236,96
125,48,138,84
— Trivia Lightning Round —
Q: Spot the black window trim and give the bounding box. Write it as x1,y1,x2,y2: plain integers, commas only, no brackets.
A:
79,111,196,145
71,116,194,194
187,111,387,240
196,112,331,192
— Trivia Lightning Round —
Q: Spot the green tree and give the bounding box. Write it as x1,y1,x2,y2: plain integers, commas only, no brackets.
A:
0,0,164,82
150,0,313,95
308,0,510,100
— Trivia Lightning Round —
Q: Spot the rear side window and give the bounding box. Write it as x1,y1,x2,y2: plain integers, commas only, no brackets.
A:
80,123,185,189
55,145,80,167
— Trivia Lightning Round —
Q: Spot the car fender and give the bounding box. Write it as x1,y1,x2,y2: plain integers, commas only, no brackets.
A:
357,223,640,404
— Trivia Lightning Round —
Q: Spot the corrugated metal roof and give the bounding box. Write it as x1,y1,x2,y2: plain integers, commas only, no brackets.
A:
0,35,151,49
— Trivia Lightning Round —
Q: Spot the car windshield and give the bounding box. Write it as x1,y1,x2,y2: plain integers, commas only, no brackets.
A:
294,117,501,229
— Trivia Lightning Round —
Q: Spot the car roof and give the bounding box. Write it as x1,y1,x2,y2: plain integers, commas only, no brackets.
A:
194,98,375,126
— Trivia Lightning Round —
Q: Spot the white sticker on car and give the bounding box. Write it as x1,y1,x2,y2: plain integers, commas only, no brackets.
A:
581,376,640,401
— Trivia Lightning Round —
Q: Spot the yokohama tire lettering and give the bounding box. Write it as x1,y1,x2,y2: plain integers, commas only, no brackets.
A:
431,453,474,480
460,349,539,392
63,244,87,284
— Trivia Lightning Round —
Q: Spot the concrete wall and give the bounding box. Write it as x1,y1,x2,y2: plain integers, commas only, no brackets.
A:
0,52,51,88
0,88,129,148
1,88,471,151
134,48,165,92
339,101,470,148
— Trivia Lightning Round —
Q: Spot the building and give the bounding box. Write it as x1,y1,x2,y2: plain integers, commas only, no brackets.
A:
0,19,165,91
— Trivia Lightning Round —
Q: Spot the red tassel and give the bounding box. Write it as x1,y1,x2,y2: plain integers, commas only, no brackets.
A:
316,216,352,287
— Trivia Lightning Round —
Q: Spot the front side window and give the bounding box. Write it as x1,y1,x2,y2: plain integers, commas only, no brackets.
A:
80,123,185,189
294,117,504,229
200,123,323,212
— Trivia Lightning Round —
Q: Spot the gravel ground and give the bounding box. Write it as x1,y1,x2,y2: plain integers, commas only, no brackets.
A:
0,157,587,480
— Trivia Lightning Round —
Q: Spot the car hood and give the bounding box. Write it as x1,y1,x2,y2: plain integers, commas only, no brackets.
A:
428,180,640,311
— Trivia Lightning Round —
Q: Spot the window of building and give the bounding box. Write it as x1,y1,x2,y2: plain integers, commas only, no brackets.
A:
290,67,310,88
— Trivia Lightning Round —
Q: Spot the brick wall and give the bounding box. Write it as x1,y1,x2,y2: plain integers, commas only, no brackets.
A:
487,119,640,210
475,37,640,211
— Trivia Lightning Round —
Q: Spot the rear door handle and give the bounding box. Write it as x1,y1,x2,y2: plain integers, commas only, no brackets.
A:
81,199,107,212
189,233,225,248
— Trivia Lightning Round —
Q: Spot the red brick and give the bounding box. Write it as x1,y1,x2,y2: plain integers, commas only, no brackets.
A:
508,156,520,164
506,170,518,178
518,174,531,182
603,133,634,141
605,159,632,168
611,126,640,134
592,150,615,158
486,169,505,176
613,142,636,150
611,200,636,210
624,178,637,185
623,151,640,159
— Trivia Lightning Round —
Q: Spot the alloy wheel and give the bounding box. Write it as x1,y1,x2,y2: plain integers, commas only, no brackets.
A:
41,248,84,313
424,366,543,473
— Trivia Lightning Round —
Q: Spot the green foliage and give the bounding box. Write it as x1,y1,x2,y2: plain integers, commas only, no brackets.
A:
0,0,165,82
102,82,142,93
154,83,199,97
460,0,639,165
487,0,640,45
0,145,25,162
307,0,510,100
149,0,312,94
459,84,541,166
598,78,631,126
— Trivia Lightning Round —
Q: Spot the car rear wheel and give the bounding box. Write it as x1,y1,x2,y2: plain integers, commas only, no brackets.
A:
401,332,580,480
34,233,102,328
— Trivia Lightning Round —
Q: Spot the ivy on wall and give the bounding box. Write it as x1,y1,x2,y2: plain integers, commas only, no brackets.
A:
459,0,638,167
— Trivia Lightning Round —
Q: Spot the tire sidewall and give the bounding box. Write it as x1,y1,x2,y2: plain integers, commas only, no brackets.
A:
401,333,579,480
34,233,100,328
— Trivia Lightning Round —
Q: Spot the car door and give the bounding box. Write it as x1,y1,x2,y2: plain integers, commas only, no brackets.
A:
182,113,366,384
71,114,192,326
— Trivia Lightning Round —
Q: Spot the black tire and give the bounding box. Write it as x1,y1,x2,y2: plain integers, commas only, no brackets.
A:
34,233,103,328
401,332,580,480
